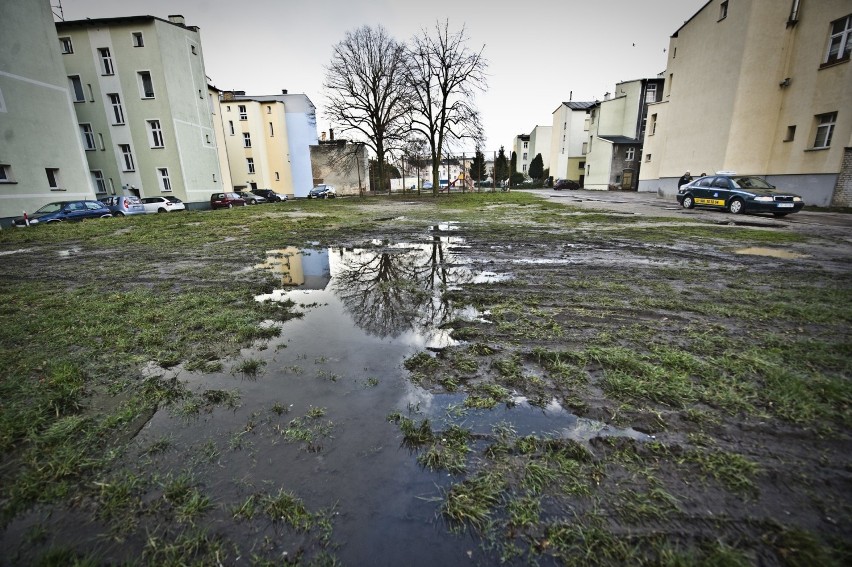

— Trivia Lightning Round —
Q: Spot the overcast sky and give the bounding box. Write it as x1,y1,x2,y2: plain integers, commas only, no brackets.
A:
58,0,709,154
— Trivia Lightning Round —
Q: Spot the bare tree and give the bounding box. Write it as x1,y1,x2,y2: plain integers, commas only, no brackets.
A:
406,21,487,195
323,25,410,194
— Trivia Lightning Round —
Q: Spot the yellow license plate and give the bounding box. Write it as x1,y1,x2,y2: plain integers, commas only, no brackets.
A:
695,198,726,206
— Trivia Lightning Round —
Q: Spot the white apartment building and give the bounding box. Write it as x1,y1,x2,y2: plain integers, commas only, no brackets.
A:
528,125,552,172
217,91,317,198
639,0,851,206
584,78,664,191
549,101,595,185
0,0,94,227
55,14,222,208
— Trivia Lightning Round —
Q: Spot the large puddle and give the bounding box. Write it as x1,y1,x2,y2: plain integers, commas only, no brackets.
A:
133,237,645,564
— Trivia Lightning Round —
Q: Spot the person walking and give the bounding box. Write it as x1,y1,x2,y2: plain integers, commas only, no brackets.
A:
678,171,693,188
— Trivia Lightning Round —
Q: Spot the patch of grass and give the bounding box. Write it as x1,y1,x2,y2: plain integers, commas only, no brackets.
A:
681,449,759,495
233,358,265,378
442,471,505,531
465,383,510,409
281,406,334,452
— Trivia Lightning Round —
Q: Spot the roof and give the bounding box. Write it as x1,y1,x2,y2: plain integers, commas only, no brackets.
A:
56,15,197,31
671,0,713,37
564,101,597,111
598,135,640,144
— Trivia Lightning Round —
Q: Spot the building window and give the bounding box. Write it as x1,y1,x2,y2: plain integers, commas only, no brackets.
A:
645,153,652,162
239,105,247,120
578,161,585,170
824,15,852,65
645,83,657,103
59,37,73,54
523,141,528,149
45,168,61,189
108,93,125,124
784,125,796,142
668,73,674,97
91,170,106,193
719,0,728,20
213,173,217,183
625,147,635,161
205,134,211,144
243,132,252,148
228,120,235,135
120,144,135,171
148,120,164,148
132,32,144,47
582,142,588,154
69,75,85,102
650,113,658,135
0,164,14,183
267,106,272,114
98,133,105,150
247,157,255,173
190,45,197,55
522,152,528,160
275,172,280,181
138,71,155,98
522,164,527,173
80,123,95,150
813,112,837,148
158,168,172,191
269,122,274,136
98,48,114,75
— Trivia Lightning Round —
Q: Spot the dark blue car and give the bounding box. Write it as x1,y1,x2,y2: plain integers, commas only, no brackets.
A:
13,200,113,227
677,174,804,216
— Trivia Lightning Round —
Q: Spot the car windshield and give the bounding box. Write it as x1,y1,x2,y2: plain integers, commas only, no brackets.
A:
732,176,774,190
34,202,65,213
166,197,182,203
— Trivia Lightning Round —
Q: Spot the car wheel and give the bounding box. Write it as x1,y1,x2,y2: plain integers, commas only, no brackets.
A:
681,194,695,209
250,199,256,205
157,207,167,213
728,198,745,215
100,214,112,218
115,212,125,217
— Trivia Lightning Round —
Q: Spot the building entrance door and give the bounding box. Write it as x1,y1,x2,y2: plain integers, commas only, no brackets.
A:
622,169,634,190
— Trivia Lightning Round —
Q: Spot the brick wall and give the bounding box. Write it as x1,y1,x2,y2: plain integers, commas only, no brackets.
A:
830,147,852,207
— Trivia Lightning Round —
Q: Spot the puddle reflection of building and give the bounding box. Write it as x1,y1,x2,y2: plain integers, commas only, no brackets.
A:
258,248,331,290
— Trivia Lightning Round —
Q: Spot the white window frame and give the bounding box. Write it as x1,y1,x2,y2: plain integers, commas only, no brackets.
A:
46,168,62,190
138,71,155,99
824,15,852,65
148,120,164,148
645,84,657,104
59,37,73,54
80,123,96,150
132,32,144,47
813,112,837,149
228,121,235,135
120,144,135,171
247,157,255,173
719,0,728,21
91,170,107,193
0,164,14,183
243,132,252,148
239,105,247,120
158,168,172,192
98,48,114,75
650,113,658,135
69,75,85,102
625,147,635,161
108,93,125,124
98,133,105,150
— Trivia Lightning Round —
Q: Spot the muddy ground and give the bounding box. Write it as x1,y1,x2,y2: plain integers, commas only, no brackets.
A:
0,190,850,566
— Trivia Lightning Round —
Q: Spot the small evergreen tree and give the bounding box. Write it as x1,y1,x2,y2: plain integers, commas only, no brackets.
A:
469,150,487,183
528,154,544,181
493,146,509,185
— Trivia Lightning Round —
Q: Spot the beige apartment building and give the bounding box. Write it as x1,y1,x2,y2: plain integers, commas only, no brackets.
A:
215,91,317,198
0,0,94,227
639,0,851,206
55,15,223,209
549,101,595,185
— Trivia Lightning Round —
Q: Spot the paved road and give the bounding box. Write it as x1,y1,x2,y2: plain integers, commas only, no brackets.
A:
522,188,852,230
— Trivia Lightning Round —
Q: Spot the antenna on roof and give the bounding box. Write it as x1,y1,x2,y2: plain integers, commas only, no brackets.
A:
51,0,64,21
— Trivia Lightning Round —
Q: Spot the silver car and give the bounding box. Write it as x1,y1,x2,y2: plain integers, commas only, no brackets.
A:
101,195,146,216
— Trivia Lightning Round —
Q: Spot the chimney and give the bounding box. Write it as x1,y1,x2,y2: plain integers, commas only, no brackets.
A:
168,15,186,26
281,89,288,95
329,128,334,141
321,131,327,141
604,92,611,100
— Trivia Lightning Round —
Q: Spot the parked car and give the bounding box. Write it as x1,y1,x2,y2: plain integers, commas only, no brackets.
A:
141,196,186,213
677,174,804,216
100,195,146,216
210,192,246,209
309,184,336,199
13,200,112,227
553,179,580,190
422,181,433,189
252,189,287,202
235,191,267,205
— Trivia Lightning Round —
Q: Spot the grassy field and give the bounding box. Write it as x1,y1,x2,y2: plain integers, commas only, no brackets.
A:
0,192,849,565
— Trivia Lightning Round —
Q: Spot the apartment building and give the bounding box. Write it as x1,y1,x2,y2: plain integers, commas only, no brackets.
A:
549,101,596,185
639,0,851,206
55,14,222,208
512,134,531,176
528,125,552,173
217,90,317,198
583,78,664,191
0,0,94,227
310,135,369,196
